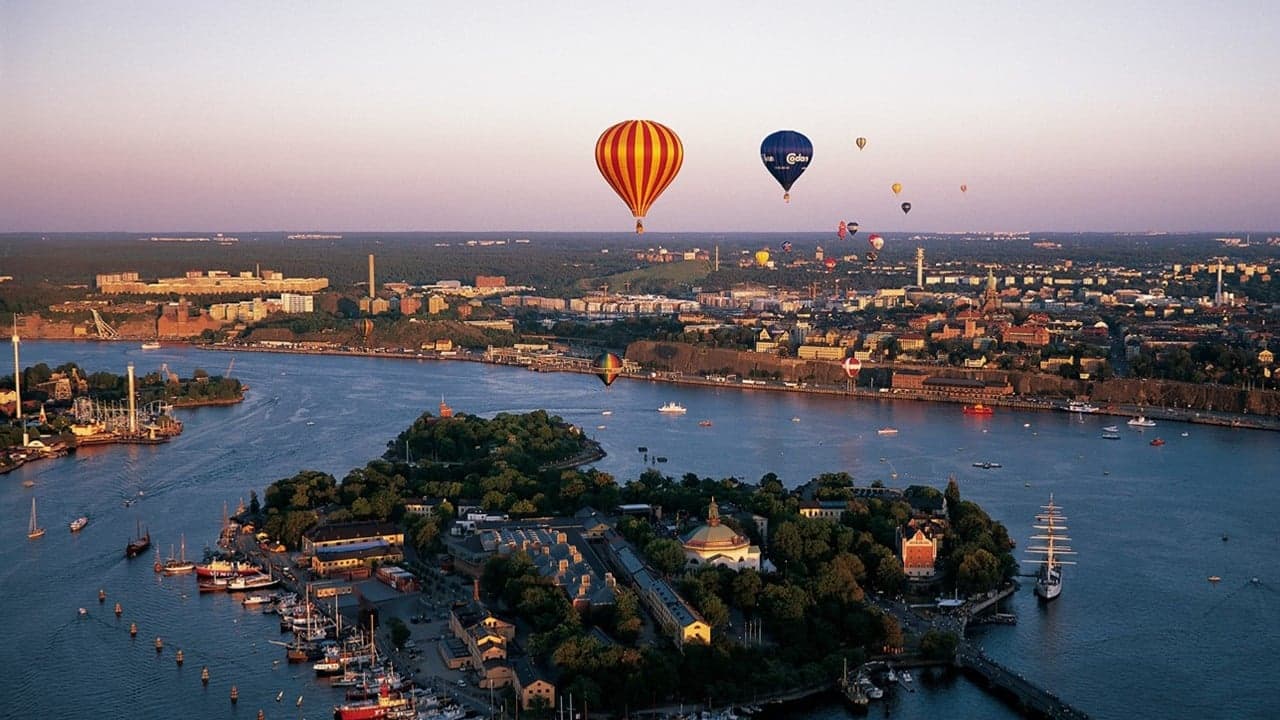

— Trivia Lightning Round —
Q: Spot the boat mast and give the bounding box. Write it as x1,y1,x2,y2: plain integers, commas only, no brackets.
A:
1026,494,1076,573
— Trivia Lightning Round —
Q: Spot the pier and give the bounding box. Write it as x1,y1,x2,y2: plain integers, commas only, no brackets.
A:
956,644,1090,719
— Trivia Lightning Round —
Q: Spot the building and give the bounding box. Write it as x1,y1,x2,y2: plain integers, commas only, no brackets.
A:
97,269,328,295
427,295,449,315
513,659,556,711
798,499,852,521
680,498,762,571
901,528,939,579
604,536,709,648
278,293,314,313
476,275,507,288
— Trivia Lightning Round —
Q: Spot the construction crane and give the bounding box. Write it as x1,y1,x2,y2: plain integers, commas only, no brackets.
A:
90,309,118,339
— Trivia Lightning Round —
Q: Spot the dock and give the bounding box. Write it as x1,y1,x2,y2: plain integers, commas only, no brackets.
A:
957,644,1090,719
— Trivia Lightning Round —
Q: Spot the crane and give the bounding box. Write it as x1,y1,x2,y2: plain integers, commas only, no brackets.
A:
90,309,118,339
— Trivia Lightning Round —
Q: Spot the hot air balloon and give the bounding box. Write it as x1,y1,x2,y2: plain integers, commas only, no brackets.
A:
592,352,624,387
865,252,879,263
754,249,771,267
901,202,912,215
760,130,813,202
781,241,793,254
595,120,684,234
856,137,867,151
841,356,861,378
824,257,837,270
847,221,859,237
359,318,373,338
867,234,884,252
960,183,968,193
837,221,847,240
891,183,902,196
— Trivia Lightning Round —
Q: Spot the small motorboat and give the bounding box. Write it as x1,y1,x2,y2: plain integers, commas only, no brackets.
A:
1150,437,1165,446
1102,425,1119,433
1208,576,1221,583
698,420,712,427
601,410,613,416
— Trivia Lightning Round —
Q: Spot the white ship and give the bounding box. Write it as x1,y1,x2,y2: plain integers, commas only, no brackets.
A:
1026,494,1076,600
1062,400,1099,413
1127,416,1157,427
657,402,687,414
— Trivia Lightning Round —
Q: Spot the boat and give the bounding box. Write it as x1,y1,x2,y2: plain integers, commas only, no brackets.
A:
125,520,151,558
901,670,913,684
963,403,994,416
601,410,612,416
698,420,713,427
1102,425,1119,433
877,427,899,435
1026,495,1076,601
195,558,262,578
28,497,46,539
140,341,161,350
1127,416,1157,428
1101,432,1121,440
791,416,801,422
1181,431,1190,437
1150,437,1165,446
162,534,195,574
242,593,279,607
657,402,687,414
198,577,229,593
227,571,280,591
1208,576,1221,583
1063,400,1100,413
858,677,883,700
972,461,1002,469
69,516,88,533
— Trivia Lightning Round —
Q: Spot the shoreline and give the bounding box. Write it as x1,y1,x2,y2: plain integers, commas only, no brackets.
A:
197,341,1280,433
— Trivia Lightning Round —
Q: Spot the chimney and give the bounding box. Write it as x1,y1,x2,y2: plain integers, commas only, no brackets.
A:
368,254,376,299
472,577,480,602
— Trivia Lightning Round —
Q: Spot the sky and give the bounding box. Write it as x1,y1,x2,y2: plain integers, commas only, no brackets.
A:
2,1,1279,234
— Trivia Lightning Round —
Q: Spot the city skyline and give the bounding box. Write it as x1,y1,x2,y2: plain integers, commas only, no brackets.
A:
2,1,1279,233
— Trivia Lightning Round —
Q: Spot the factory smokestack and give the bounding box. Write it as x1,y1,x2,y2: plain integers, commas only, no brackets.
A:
916,247,924,287
368,254,376,299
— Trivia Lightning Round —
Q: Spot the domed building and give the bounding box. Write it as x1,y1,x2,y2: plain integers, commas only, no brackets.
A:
681,498,761,571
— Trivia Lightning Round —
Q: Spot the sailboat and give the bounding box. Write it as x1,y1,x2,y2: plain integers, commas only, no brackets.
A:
125,519,151,559
28,497,46,539
163,534,195,574
1026,494,1076,600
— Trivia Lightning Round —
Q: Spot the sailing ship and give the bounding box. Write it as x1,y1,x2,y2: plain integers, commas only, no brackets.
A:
1026,494,1076,600
162,534,196,574
125,520,152,558
28,497,46,539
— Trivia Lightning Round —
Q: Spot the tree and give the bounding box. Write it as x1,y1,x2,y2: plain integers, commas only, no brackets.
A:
920,630,959,661
731,570,763,613
944,476,961,519
646,538,687,577
957,548,1001,594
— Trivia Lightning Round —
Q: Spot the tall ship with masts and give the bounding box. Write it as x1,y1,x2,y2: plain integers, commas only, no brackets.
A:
1026,494,1076,600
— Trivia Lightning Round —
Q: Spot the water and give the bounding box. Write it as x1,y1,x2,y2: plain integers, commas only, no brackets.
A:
4,342,1278,719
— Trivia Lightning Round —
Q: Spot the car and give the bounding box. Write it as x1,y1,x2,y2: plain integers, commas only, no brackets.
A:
457,679,467,687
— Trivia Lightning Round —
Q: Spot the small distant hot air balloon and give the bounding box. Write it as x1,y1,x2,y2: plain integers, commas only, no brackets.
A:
841,356,862,378
595,120,684,234
592,352,623,387
901,202,912,215
754,249,771,267
824,257,837,270
781,241,793,254
837,221,847,240
867,234,884,252
847,221,859,237
359,318,373,338
960,183,968,194
891,183,902,196
855,137,867,151
760,130,813,202
865,252,879,263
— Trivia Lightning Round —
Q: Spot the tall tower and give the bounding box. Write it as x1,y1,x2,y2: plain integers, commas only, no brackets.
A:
915,247,924,287
1215,260,1225,306
11,317,27,447
714,246,720,273
127,363,137,434
367,254,376,299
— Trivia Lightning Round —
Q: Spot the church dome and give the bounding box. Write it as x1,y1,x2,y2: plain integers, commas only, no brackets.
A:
682,498,749,551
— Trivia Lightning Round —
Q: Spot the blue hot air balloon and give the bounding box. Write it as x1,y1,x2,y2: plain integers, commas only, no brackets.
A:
760,130,813,202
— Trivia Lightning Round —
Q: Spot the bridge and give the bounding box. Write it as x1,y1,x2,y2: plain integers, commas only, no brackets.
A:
957,644,1090,719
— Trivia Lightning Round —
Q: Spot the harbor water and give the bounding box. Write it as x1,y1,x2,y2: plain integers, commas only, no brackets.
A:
4,342,1278,719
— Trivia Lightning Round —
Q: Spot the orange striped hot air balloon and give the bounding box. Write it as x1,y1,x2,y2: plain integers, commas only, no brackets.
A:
595,120,684,234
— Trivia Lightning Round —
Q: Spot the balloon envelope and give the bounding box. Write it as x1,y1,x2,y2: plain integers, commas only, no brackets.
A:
760,130,813,201
754,249,771,267
824,257,837,270
855,137,867,150
781,241,793,254
847,221,859,237
592,352,624,387
841,356,861,378
960,184,968,193
891,183,902,195
868,234,884,252
901,202,912,215
595,120,684,234
837,221,847,240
